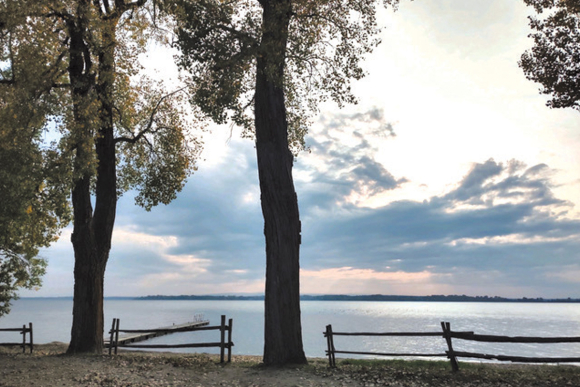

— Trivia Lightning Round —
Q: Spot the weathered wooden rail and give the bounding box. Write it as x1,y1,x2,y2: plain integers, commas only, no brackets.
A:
324,321,580,370
107,315,234,363
0,323,33,353
105,314,209,347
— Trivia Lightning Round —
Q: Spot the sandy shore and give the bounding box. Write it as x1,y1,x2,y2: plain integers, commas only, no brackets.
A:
1,343,579,386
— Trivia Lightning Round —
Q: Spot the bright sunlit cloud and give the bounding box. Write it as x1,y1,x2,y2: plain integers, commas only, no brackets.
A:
300,267,449,295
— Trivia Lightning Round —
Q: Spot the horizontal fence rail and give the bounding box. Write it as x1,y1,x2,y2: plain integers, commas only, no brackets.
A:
324,321,580,370
450,332,580,343
107,315,233,363
0,323,33,353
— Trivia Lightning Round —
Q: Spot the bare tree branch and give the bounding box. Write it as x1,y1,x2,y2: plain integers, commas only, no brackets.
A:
114,87,186,145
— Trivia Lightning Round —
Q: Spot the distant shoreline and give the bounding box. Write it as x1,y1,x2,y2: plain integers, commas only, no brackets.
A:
134,294,580,303
20,295,580,303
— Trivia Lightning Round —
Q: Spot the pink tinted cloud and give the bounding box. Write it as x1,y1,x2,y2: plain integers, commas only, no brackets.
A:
300,267,452,295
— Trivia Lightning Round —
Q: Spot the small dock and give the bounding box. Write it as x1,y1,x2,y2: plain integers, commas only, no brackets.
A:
105,316,209,347
106,315,233,361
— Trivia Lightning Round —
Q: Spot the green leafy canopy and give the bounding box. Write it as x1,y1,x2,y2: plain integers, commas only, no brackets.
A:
520,0,580,111
0,0,205,316
0,1,73,316
174,0,400,153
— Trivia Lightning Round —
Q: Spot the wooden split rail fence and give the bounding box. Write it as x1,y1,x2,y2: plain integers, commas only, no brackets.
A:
107,315,234,363
0,323,33,353
324,321,580,371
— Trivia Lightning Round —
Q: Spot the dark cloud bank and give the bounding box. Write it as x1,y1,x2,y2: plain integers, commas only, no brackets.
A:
107,109,580,298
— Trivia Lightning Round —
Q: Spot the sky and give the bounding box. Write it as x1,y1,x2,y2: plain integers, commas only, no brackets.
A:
22,0,580,298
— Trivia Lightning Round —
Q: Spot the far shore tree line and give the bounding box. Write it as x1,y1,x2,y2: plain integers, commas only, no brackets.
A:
0,0,578,365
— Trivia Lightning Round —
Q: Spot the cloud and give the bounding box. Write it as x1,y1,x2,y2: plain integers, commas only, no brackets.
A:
296,108,406,209
442,159,565,209
300,267,445,295
101,122,580,298
397,0,526,60
295,157,580,297
97,108,414,296
96,132,268,295
21,111,580,299
546,265,580,284
301,267,433,282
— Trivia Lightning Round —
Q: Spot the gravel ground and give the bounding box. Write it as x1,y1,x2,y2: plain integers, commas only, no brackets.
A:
1,343,579,386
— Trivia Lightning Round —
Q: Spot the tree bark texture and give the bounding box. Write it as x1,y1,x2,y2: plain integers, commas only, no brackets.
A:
68,123,116,354
256,0,306,366
67,15,117,354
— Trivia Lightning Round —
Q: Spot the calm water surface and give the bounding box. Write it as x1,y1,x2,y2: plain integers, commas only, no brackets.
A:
1,299,580,360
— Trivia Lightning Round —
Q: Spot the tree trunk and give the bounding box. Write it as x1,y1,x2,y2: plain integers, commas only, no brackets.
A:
67,114,116,354
66,15,117,354
256,0,306,366
68,179,108,353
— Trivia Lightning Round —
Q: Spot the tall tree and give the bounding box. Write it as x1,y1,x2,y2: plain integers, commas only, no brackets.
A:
0,125,66,317
0,106,69,318
0,8,71,317
520,0,580,111
175,0,399,365
1,0,202,353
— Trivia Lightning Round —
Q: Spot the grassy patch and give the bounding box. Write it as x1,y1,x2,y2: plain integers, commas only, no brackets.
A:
304,357,580,386
337,357,452,370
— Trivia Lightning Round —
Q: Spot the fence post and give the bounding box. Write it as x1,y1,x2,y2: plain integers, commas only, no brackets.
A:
21,324,26,353
325,325,331,366
227,318,233,363
220,315,226,363
29,323,33,353
114,318,120,355
325,324,336,367
108,319,116,355
330,325,336,367
441,321,459,372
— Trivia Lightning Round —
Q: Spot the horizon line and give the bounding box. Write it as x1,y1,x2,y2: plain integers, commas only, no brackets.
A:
20,293,580,301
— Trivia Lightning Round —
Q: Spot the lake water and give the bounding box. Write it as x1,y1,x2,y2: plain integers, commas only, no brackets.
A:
1,299,580,361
